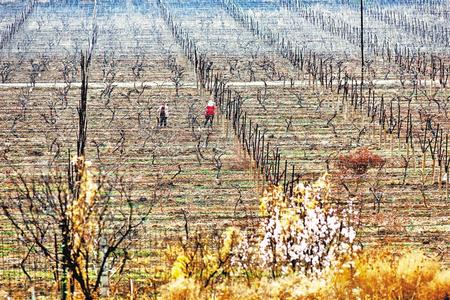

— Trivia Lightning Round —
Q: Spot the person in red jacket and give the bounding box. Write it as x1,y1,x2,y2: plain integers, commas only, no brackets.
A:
204,99,216,127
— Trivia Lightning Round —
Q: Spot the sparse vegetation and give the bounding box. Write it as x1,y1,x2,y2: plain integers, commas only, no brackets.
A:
0,0,449,298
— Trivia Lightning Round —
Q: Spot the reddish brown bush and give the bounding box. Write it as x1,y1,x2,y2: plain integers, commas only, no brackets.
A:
338,148,385,174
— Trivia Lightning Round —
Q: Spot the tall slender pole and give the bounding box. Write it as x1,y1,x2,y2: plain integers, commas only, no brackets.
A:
360,0,364,103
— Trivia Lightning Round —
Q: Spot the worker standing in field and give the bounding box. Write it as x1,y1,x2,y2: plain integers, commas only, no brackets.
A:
157,103,169,127
204,99,216,127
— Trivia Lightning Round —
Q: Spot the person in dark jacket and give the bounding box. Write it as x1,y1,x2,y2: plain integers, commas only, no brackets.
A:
157,103,169,127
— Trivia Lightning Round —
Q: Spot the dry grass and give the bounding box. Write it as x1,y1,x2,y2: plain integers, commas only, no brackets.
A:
159,247,450,300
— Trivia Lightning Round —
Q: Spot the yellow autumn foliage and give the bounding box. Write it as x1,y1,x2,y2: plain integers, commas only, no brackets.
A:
160,247,449,300
330,247,450,300
68,157,98,254
166,227,241,284
158,177,448,299
64,156,100,294
259,173,331,216
171,254,191,280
